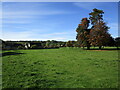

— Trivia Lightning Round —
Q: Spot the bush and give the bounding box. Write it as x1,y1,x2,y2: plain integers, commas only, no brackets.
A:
31,45,38,49
17,46,25,49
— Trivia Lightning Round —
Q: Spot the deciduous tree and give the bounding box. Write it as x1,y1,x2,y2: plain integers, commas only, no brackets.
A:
115,37,120,49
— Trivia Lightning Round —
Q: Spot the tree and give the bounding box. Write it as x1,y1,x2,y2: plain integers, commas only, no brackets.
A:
66,41,73,47
105,36,115,46
115,37,120,49
89,8,104,25
76,18,90,49
89,8,111,49
0,39,5,50
45,40,51,48
66,41,76,47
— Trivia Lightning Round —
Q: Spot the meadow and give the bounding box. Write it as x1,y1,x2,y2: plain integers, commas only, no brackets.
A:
2,47,119,88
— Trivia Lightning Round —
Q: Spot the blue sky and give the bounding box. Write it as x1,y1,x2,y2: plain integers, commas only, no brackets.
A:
2,2,118,41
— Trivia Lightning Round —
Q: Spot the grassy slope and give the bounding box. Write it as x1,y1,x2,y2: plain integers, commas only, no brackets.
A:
2,48,119,88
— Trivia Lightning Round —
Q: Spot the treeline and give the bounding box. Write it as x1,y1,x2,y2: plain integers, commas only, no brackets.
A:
0,37,120,50
1,39,67,50
76,8,119,49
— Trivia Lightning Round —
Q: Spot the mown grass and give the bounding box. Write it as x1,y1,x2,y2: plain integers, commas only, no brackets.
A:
2,47,119,88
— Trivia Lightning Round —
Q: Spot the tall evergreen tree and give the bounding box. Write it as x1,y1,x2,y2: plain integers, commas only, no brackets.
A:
89,8,104,25
89,8,111,49
76,18,90,49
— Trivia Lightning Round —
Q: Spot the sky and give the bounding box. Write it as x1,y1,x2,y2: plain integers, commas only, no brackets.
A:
1,2,118,41
1,0,120,2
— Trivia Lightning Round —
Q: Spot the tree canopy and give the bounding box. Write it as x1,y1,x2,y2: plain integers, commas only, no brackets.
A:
76,18,90,49
76,8,112,49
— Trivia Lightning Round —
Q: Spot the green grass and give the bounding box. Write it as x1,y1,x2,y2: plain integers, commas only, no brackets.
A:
2,47,119,88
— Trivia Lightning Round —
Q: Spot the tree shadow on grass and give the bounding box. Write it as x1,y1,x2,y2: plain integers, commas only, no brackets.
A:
1,52,25,57
85,48,120,51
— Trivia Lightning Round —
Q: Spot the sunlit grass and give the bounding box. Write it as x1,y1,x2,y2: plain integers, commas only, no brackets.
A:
2,47,119,88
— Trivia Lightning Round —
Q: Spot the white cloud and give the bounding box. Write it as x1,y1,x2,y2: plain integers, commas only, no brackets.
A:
3,20,31,24
2,8,72,24
2,30,34,40
108,22,118,37
108,22,118,30
2,30,76,41
42,32,68,36
27,37,67,41
3,10,70,18
73,2,96,10
73,2,115,10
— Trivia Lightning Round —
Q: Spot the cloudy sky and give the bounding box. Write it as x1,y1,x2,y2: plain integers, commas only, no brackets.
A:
1,2,118,41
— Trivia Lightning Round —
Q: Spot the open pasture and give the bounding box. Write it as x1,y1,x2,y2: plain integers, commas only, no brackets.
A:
2,47,119,88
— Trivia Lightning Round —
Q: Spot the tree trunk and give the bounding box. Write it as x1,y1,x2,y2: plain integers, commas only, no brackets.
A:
117,46,119,50
99,46,102,50
86,42,90,50
87,46,90,50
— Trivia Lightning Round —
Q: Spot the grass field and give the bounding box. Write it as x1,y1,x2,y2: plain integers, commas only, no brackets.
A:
2,47,119,88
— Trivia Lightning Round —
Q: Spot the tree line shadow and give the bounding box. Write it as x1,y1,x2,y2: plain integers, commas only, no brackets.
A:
84,48,120,50
1,47,119,57
1,52,25,57
1,47,60,57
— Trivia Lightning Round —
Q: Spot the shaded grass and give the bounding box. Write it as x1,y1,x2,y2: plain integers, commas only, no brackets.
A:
2,47,119,88
1,52,24,57
83,46,120,50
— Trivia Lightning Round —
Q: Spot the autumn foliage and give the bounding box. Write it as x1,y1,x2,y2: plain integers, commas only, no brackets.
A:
76,18,90,49
76,8,112,49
